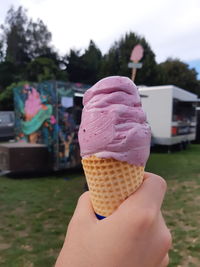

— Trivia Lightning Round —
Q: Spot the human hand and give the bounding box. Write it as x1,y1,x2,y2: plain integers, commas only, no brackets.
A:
55,172,172,267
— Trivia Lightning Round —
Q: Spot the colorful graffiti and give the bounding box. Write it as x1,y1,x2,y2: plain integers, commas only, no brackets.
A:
13,81,89,170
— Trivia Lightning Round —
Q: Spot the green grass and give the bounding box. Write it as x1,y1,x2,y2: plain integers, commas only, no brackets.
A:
146,145,200,267
0,144,200,266
0,172,86,267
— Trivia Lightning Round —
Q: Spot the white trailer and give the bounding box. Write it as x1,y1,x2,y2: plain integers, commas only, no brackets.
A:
138,85,198,146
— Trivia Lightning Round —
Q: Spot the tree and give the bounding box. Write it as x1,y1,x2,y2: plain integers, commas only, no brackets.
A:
100,32,159,85
1,6,29,65
0,6,53,66
0,40,4,62
158,58,200,96
66,49,85,82
26,18,52,59
25,57,68,82
81,40,102,84
0,81,28,110
26,57,58,82
66,40,102,84
0,61,17,91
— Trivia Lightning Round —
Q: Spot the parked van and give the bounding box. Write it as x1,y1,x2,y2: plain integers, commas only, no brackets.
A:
0,111,15,140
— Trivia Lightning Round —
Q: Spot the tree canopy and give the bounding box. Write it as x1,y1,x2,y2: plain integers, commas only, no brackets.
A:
158,58,200,95
0,5,199,110
100,32,158,86
1,6,53,64
66,40,102,84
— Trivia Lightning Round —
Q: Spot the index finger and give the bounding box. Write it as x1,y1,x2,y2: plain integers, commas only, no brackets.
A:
112,172,167,219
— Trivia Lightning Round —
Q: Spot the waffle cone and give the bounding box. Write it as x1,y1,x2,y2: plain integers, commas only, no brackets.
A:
82,155,144,217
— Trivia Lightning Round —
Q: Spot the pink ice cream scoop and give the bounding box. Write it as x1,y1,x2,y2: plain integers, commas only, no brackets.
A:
78,76,151,166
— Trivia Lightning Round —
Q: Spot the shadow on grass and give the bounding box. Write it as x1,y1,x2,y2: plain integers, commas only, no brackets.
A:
150,143,190,153
6,166,84,180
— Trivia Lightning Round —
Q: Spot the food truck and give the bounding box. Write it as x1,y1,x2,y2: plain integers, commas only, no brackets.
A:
138,85,198,146
0,81,198,174
0,81,88,173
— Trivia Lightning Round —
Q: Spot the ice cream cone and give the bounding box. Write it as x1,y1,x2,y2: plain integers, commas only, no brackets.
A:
79,76,151,218
82,155,144,217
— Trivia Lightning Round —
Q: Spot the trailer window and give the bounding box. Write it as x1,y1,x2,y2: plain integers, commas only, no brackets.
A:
173,99,196,122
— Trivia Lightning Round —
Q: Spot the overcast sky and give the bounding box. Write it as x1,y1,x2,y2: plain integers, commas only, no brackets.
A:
0,0,200,76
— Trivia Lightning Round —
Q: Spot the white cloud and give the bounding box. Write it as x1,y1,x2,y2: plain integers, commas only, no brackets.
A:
0,0,20,24
0,0,200,63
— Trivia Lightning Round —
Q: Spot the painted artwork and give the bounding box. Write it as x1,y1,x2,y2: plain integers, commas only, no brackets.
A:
13,81,89,170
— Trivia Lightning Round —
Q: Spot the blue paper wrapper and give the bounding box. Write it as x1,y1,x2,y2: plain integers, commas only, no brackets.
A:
96,213,106,220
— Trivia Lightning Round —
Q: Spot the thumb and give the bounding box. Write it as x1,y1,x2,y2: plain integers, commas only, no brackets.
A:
72,191,97,223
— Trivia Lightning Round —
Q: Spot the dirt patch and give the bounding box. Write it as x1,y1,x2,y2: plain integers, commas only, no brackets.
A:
43,221,53,230
11,206,25,215
169,180,200,192
0,243,11,250
21,244,33,252
179,255,200,267
17,230,28,238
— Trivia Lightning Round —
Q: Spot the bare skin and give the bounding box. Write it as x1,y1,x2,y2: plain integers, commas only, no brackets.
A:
55,172,172,267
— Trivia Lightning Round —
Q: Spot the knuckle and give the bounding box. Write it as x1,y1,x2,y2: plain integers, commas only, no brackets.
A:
77,194,83,204
71,192,89,224
144,208,156,225
158,176,167,192
162,228,172,252
154,174,167,192
147,173,167,193
137,208,156,230
78,191,89,203
162,254,170,267
67,215,78,233
165,255,170,266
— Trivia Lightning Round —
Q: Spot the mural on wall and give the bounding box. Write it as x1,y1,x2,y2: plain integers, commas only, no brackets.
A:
13,81,89,170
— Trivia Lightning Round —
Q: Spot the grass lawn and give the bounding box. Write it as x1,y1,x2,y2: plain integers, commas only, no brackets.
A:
0,144,200,266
